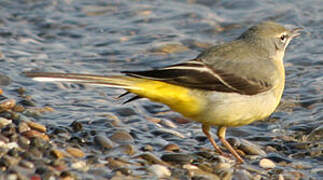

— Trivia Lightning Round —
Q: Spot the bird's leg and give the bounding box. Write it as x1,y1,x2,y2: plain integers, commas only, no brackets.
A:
217,126,244,163
202,124,224,155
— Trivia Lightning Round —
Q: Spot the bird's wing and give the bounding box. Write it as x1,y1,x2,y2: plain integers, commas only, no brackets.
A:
123,58,275,96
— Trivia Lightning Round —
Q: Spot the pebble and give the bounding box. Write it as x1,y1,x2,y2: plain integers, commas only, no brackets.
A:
161,153,193,165
1,124,16,137
0,99,16,110
0,155,20,168
50,149,65,159
134,152,167,165
23,130,49,141
151,128,185,138
94,135,114,149
0,117,11,128
18,122,31,133
266,154,292,163
106,157,130,169
259,158,276,169
162,143,180,152
160,119,177,128
71,121,83,132
183,164,221,180
71,160,88,171
30,136,51,151
19,160,34,169
109,130,134,144
307,125,323,141
114,144,135,155
148,164,171,178
0,134,9,143
13,104,24,112
233,169,253,180
17,135,30,149
26,121,46,132
228,137,266,156
141,144,153,152
113,167,133,176
66,147,85,158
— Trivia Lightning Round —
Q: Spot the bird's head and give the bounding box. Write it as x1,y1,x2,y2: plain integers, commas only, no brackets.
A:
239,21,302,56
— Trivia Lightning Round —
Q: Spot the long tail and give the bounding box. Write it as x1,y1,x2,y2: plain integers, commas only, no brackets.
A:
24,71,203,118
24,72,142,90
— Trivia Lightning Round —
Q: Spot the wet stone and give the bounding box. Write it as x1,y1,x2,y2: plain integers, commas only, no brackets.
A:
35,167,56,179
50,149,65,159
148,164,171,178
227,137,266,156
71,121,83,132
161,153,194,165
113,167,133,176
71,160,88,171
266,153,292,164
141,144,154,152
106,157,126,169
214,165,233,180
84,155,98,165
115,144,135,156
0,134,9,143
134,152,167,165
232,169,252,180
113,107,137,117
307,125,323,141
66,147,85,158
30,137,51,151
17,135,30,149
162,143,180,152
18,99,36,107
26,121,46,133
259,158,276,169
19,160,34,169
29,148,43,158
94,135,114,149
8,133,19,142
183,164,221,180
0,117,11,128
7,148,19,157
60,171,76,180
151,128,185,138
22,130,49,141
109,130,134,144
12,104,24,112
0,99,16,110
1,123,16,137
18,122,31,133
0,155,20,168
160,119,177,128
68,136,86,145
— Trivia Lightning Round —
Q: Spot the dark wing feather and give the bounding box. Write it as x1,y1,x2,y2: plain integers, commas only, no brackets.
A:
123,59,272,95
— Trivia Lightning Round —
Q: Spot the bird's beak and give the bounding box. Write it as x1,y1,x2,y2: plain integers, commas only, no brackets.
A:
290,27,303,38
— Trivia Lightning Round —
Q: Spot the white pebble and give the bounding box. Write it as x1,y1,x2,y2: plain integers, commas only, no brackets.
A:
149,164,171,178
259,158,276,169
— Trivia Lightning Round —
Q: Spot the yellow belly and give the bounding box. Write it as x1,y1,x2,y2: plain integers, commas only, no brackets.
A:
128,79,283,127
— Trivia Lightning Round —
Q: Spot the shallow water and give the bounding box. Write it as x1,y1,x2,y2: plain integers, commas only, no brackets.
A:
0,0,322,179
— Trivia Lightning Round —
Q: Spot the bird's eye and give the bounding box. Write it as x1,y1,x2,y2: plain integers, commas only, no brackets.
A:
280,34,287,42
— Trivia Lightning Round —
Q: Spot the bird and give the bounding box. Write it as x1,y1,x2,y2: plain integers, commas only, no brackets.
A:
24,21,302,163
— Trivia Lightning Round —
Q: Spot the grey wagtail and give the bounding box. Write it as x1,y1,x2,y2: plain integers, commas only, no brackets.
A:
24,21,302,163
